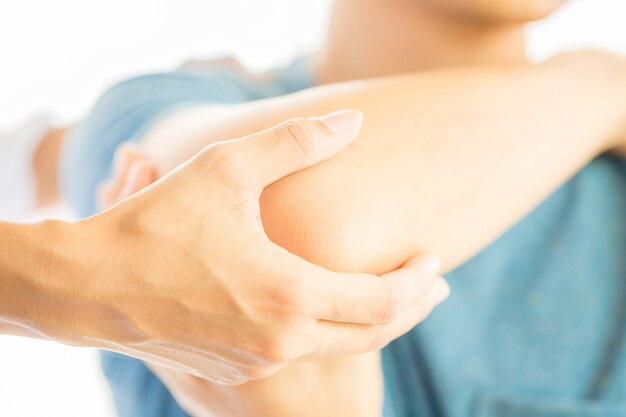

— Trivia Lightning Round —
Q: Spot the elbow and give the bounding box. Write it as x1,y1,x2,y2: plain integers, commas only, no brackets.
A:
260,178,411,275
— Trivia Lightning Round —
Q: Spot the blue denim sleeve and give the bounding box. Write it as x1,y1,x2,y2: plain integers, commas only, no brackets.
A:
60,69,264,417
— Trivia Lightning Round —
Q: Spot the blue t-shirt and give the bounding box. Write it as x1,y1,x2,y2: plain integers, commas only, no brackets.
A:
62,57,626,417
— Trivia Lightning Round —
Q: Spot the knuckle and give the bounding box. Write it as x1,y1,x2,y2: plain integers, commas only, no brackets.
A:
273,119,318,159
258,337,292,364
202,145,247,186
205,145,237,172
273,280,312,319
373,287,401,325
256,318,308,365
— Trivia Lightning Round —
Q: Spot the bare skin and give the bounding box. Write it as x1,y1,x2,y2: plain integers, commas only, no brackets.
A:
316,0,530,84
15,0,624,414
22,0,547,206
1,113,450,385
96,1,626,416
103,53,626,416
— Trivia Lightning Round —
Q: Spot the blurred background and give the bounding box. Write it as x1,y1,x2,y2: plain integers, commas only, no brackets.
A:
0,0,624,416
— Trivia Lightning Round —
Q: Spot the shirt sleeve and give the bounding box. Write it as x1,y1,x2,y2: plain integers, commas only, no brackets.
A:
60,68,264,218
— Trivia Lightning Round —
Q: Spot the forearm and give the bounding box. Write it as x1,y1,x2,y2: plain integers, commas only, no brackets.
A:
0,221,79,341
0,219,129,348
140,52,626,274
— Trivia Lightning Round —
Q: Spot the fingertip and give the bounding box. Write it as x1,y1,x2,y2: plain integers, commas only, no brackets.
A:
430,277,451,305
315,109,364,136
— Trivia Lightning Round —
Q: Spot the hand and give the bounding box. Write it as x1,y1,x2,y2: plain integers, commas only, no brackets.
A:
98,133,421,417
100,135,390,417
69,110,450,384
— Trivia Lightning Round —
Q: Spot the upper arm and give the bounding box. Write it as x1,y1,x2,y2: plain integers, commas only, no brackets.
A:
143,62,612,277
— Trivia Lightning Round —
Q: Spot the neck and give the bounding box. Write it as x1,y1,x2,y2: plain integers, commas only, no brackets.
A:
315,0,528,84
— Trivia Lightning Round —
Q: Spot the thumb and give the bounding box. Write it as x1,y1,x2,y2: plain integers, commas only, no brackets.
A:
206,110,363,193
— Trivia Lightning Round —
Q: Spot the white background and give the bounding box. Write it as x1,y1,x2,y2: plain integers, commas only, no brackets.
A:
0,1,624,416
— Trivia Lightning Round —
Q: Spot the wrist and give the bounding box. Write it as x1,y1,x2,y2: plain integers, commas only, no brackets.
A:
0,219,88,344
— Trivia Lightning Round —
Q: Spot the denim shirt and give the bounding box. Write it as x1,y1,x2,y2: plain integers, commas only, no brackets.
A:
62,58,626,417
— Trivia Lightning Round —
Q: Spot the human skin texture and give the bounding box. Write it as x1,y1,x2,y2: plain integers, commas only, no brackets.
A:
138,52,626,275
0,113,452,387
96,0,626,414
103,51,626,416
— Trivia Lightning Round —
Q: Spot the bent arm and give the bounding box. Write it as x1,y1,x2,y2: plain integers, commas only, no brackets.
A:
140,51,626,274
118,51,626,417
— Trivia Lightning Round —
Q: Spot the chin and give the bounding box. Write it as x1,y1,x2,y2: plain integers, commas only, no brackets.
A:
423,0,567,23
470,0,567,22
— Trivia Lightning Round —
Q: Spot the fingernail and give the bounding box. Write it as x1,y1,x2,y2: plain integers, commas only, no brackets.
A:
431,278,451,305
316,110,364,135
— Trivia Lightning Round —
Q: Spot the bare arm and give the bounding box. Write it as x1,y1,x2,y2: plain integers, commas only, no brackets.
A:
101,51,626,417
139,51,626,274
